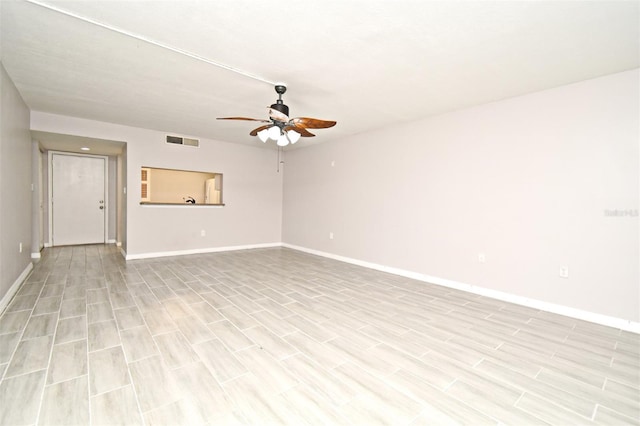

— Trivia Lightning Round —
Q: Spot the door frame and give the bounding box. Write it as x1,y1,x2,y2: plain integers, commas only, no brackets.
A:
48,151,109,246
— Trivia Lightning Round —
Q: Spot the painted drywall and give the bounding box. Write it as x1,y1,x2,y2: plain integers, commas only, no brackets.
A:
30,112,283,257
0,63,32,303
283,69,639,323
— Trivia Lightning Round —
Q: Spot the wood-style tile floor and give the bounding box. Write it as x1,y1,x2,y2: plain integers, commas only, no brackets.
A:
0,244,638,425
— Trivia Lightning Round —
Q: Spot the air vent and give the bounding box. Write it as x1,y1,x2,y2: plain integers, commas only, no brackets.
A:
166,135,199,147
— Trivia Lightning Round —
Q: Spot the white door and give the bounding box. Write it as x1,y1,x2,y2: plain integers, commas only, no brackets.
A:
52,153,106,246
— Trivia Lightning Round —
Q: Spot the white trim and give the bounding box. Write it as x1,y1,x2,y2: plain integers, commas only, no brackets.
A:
0,263,34,315
31,252,41,259
44,242,52,248
120,247,127,259
107,239,116,244
125,242,281,260
282,243,640,334
116,241,122,247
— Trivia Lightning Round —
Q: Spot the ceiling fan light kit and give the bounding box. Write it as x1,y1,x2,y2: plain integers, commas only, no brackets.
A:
218,85,336,147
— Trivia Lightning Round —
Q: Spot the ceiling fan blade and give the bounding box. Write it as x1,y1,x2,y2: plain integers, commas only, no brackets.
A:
217,117,270,123
284,125,315,137
290,117,337,129
249,124,273,136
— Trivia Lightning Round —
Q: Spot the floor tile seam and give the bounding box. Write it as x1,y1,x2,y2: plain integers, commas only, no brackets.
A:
548,353,617,385
86,381,135,398
135,383,190,419
514,391,596,424
210,367,249,386
541,364,640,411
481,364,600,418
515,323,576,341
593,398,640,422
288,326,334,345
602,377,640,400
593,403,640,424
543,352,624,380
101,288,147,424
602,377,640,396
44,371,89,388
567,327,626,344
570,332,632,349
389,374,498,424
0,365,48,384
611,347,640,362
136,299,194,360
34,307,62,426
552,342,619,363
608,360,640,377
0,282,58,382
441,382,533,425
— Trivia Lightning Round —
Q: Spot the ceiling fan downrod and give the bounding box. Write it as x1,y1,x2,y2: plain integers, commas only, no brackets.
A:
270,84,289,117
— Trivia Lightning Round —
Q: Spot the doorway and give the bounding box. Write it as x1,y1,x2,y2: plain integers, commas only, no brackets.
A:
49,152,108,246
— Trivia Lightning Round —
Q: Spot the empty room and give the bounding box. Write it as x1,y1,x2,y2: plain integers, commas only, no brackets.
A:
0,1,638,425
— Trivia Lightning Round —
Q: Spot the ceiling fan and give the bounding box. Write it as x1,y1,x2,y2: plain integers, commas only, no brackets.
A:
217,85,337,146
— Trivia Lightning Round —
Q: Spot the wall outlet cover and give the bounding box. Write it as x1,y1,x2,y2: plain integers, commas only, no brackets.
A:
559,266,569,278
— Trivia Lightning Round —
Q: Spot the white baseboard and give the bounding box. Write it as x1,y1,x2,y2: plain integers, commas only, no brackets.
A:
119,247,127,259
107,239,116,244
44,242,51,248
125,242,282,260
282,243,640,334
31,252,41,259
0,262,34,315
116,241,122,247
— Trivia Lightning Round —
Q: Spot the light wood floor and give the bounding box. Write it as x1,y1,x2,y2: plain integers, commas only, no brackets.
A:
0,245,638,425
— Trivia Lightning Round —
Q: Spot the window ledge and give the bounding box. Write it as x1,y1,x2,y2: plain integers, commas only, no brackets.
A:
140,202,225,207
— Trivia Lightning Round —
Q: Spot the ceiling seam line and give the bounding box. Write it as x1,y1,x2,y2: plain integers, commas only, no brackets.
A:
24,0,277,86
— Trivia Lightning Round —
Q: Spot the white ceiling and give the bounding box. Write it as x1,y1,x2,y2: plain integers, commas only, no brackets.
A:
1,0,638,152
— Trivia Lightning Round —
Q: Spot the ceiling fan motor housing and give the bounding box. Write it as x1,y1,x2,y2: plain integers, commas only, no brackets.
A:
271,84,289,120
270,102,289,118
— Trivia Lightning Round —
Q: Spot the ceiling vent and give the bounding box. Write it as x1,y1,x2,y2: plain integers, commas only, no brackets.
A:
166,135,199,147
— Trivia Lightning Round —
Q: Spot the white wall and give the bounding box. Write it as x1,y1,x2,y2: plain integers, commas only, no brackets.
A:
0,63,32,305
30,112,283,257
283,69,639,323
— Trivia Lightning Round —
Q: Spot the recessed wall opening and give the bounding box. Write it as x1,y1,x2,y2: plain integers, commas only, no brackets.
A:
140,166,223,205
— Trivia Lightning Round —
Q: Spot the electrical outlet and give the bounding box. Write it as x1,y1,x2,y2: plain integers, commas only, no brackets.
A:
559,266,569,278
200,230,206,237
478,253,486,263
329,232,334,240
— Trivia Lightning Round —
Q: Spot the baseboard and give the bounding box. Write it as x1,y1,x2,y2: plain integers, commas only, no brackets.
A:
116,241,122,247
31,252,41,259
119,247,127,259
125,242,282,260
44,242,51,248
282,243,640,334
0,262,34,315
107,239,116,244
